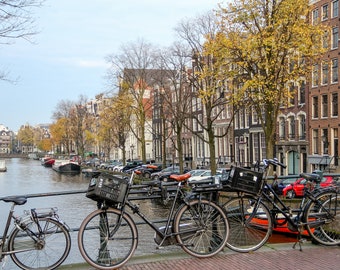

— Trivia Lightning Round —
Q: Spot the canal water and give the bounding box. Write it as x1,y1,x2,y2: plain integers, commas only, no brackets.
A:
0,158,297,269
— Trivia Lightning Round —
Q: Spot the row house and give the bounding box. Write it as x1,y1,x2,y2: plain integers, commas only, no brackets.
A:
231,1,340,174
308,0,340,172
0,124,13,154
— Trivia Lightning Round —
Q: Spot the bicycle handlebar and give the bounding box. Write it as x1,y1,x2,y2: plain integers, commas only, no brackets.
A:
263,158,286,169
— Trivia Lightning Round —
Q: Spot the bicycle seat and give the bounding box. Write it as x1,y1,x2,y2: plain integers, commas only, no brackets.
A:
300,173,321,183
2,196,27,205
169,173,191,182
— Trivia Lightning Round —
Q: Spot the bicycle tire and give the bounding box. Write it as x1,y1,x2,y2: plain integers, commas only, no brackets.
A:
222,196,273,252
304,190,340,246
8,217,71,270
173,199,229,258
78,208,138,270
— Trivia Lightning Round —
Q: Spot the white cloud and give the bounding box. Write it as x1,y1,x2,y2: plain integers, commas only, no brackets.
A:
56,57,110,69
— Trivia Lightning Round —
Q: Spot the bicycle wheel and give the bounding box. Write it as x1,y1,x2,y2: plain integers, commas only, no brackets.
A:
223,196,272,252
304,191,340,246
173,199,229,258
78,208,138,270
8,217,71,270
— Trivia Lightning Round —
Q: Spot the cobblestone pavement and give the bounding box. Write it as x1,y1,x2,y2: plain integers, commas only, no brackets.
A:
61,241,340,270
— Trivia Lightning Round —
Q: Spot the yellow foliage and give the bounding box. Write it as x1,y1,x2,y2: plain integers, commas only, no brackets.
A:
207,0,328,157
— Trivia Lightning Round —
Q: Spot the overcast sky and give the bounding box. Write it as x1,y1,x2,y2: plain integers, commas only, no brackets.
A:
0,0,222,132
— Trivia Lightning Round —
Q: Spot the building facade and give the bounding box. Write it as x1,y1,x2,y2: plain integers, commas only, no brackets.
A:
308,0,339,172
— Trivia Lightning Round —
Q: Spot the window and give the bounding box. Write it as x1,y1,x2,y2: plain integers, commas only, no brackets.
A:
332,92,338,117
299,81,306,104
322,62,329,84
333,0,339,18
234,112,239,129
322,94,328,118
252,108,258,124
260,133,266,160
322,129,329,154
279,117,285,140
288,116,295,140
313,96,319,118
323,31,329,49
332,27,339,49
299,115,306,140
331,58,338,83
239,110,244,129
312,9,319,25
252,133,259,161
313,129,319,154
288,83,295,106
312,64,319,86
322,4,329,20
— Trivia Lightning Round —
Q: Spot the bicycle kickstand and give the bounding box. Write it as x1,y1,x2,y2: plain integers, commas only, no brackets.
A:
292,233,306,251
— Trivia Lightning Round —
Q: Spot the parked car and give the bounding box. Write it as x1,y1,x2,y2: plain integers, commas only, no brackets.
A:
270,178,297,195
110,164,124,172
188,169,230,183
121,160,144,173
135,164,163,178
283,176,335,198
97,160,120,170
151,166,190,182
85,157,101,167
188,170,212,182
187,169,207,177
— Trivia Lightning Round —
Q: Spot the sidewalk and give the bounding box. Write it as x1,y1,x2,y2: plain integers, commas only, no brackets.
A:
60,241,340,270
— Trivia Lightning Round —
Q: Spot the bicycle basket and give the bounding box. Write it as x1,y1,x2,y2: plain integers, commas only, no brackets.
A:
86,173,129,204
225,166,263,194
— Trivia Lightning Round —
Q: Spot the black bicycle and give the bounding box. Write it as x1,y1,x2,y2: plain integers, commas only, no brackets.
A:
223,158,340,252
0,196,71,269
78,172,229,270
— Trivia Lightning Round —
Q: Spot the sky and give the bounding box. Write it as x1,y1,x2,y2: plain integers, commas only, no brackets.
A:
0,0,223,132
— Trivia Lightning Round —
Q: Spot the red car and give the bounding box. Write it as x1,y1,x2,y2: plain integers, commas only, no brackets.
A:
283,176,335,199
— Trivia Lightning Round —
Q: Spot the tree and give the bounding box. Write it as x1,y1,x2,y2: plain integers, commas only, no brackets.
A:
105,89,133,164
106,39,157,163
51,100,75,154
17,124,34,152
0,0,43,81
211,0,326,159
154,41,193,172
49,118,71,154
175,11,233,174
68,95,92,157
38,138,52,152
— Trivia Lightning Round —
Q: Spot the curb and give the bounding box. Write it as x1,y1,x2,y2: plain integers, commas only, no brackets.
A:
59,241,325,269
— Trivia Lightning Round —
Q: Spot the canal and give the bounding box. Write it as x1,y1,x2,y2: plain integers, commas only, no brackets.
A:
0,158,298,269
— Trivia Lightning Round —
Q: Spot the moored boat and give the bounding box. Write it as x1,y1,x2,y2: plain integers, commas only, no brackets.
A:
42,157,55,167
252,213,310,236
52,159,81,174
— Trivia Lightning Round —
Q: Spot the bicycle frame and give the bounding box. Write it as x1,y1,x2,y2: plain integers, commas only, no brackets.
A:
0,202,17,258
256,175,337,232
1,204,46,259
260,182,308,230
101,180,195,247
137,182,184,245
1,200,63,258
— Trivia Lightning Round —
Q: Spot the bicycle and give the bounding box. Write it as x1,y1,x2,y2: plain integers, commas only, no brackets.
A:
222,158,340,253
78,172,229,270
0,196,71,269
